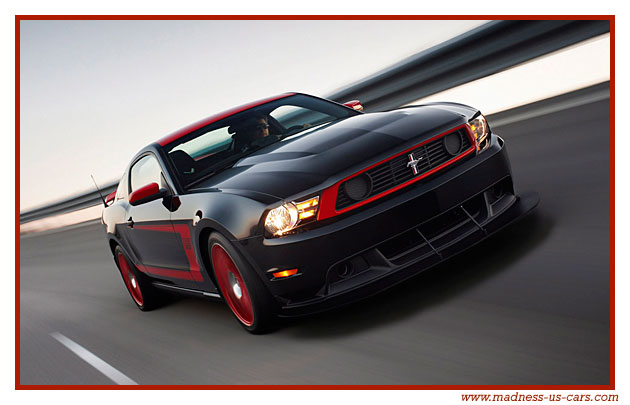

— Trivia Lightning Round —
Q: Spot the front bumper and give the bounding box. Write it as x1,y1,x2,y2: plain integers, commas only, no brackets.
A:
235,136,539,316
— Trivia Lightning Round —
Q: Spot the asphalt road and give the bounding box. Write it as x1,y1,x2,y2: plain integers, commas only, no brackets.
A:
19,94,611,385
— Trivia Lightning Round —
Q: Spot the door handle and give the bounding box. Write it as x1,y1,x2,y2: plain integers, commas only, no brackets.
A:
127,217,134,228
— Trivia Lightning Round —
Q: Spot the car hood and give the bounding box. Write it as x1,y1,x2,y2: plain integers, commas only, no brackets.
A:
190,104,474,201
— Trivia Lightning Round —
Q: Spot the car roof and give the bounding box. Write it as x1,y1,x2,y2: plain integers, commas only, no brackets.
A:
155,92,296,147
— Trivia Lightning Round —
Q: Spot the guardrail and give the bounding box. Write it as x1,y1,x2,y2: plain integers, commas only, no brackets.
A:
19,181,118,224
19,19,610,224
326,20,610,111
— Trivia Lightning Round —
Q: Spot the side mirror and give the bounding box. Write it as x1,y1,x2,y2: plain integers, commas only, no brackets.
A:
343,100,364,112
105,190,116,206
129,182,169,206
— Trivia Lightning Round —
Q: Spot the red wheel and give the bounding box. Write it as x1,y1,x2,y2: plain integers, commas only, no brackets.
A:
211,244,254,326
113,246,163,311
208,233,277,333
117,251,143,307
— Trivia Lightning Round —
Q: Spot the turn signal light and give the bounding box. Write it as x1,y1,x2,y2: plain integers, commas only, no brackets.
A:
296,196,319,221
298,210,315,220
272,269,298,279
296,197,318,210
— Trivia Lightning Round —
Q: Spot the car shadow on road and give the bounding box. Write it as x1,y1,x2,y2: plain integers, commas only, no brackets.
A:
282,211,553,339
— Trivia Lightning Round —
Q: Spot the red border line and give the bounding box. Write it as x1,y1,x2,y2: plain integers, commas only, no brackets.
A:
17,384,615,390
15,15,21,389
609,15,615,390
15,15,615,390
14,15,614,21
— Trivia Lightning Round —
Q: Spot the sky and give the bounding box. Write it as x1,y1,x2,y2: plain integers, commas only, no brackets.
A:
19,19,487,210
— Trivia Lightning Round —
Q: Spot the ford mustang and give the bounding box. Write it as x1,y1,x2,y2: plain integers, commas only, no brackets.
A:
102,93,538,333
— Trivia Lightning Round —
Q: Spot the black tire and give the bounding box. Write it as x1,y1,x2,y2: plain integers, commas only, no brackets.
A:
208,232,278,334
113,245,163,311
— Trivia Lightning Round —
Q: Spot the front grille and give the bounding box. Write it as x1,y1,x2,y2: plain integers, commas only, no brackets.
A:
336,128,473,210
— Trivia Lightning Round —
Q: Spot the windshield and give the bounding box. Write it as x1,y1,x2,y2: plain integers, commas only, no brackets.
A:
163,94,359,189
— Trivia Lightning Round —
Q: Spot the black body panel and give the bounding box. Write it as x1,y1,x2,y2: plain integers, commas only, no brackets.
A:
120,199,188,269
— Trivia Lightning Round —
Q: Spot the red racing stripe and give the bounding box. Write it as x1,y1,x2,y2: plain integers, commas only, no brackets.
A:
133,223,204,282
137,264,195,281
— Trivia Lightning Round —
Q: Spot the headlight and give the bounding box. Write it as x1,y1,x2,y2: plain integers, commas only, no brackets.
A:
264,196,319,236
467,114,490,152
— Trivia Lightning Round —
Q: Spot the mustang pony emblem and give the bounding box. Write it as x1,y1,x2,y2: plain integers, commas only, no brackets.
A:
407,152,424,175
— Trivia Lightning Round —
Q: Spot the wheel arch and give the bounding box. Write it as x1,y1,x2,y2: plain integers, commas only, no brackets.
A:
185,191,274,290
194,219,240,287
198,225,218,286
108,237,120,255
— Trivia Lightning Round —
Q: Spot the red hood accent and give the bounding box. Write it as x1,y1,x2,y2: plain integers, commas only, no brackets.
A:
156,93,295,146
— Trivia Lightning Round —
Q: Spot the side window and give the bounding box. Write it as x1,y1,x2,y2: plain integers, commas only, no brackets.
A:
130,155,164,193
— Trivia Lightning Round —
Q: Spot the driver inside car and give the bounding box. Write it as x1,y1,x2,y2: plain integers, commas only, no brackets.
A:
233,115,279,152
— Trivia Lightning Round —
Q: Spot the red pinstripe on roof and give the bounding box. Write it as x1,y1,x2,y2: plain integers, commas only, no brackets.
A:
156,93,296,146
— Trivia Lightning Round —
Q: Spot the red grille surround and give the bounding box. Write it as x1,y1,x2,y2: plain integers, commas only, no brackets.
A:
318,124,476,220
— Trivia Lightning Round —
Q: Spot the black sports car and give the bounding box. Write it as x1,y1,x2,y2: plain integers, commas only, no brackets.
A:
102,93,538,333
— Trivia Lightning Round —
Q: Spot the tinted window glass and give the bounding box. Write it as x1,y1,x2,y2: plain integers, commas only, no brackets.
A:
130,155,163,192
269,105,336,129
163,94,359,189
171,126,233,160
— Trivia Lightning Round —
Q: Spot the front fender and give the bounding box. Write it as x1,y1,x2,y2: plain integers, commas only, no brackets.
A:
178,192,271,241
179,192,276,286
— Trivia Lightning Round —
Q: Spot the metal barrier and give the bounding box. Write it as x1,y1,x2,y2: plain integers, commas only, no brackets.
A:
326,20,610,110
19,19,610,224
19,181,118,223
